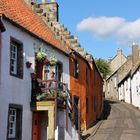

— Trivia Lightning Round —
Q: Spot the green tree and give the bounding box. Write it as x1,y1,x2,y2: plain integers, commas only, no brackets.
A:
95,58,110,79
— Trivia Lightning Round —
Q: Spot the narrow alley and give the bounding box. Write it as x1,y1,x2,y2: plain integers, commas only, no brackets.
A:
84,100,140,140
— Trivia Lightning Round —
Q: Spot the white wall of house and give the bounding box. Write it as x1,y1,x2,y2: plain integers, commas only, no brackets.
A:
131,68,140,108
124,78,131,104
55,109,79,140
0,20,70,140
118,84,124,101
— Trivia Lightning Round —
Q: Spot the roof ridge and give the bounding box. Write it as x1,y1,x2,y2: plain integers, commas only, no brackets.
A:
0,0,68,53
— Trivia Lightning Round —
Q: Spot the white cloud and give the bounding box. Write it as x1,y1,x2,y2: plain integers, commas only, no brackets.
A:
77,16,140,44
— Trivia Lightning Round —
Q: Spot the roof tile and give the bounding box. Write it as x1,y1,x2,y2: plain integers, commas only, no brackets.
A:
0,0,67,53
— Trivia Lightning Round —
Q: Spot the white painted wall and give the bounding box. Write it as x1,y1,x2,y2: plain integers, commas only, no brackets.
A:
124,78,131,104
118,84,124,101
55,109,79,140
0,20,70,140
131,68,140,108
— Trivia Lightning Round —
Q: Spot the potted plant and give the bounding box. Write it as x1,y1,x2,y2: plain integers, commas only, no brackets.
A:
26,61,32,68
36,48,47,62
30,72,36,79
49,56,58,66
43,58,50,64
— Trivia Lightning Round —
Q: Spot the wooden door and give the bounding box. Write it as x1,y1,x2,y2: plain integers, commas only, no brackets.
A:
32,112,40,140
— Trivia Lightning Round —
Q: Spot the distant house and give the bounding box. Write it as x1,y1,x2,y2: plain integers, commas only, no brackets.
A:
117,55,132,102
106,48,127,100
118,71,131,103
131,62,140,108
117,43,140,104
105,42,140,112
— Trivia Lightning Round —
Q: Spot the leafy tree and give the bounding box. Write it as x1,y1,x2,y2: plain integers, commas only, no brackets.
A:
95,58,110,79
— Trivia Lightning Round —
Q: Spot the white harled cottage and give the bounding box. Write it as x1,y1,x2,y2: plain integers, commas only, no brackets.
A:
0,0,78,140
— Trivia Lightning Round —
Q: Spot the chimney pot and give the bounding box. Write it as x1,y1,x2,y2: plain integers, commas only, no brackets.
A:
42,0,46,3
117,48,122,55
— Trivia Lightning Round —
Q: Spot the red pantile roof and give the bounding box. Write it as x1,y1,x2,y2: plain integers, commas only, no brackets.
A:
0,0,67,53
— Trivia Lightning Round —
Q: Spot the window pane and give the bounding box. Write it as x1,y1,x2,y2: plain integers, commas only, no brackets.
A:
8,108,16,138
10,41,18,75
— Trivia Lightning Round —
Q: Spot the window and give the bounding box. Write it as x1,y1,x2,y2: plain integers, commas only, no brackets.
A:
10,44,17,75
55,62,63,82
7,104,22,140
74,59,79,78
10,38,23,79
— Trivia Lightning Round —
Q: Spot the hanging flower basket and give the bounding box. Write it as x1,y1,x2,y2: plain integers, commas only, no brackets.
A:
30,72,36,79
26,61,32,68
43,58,50,64
49,56,58,66
36,49,47,62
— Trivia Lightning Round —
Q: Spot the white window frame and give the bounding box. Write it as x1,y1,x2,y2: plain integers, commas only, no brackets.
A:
8,108,17,138
10,43,17,75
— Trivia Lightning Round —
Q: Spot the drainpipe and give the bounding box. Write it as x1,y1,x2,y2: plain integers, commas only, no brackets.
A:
0,17,5,84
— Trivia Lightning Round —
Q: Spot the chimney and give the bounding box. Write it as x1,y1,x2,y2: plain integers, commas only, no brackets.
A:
39,0,59,22
117,48,122,55
132,42,139,65
127,55,132,60
42,0,46,3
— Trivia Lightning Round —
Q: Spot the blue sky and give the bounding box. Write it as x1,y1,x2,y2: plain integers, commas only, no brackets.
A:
38,0,140,60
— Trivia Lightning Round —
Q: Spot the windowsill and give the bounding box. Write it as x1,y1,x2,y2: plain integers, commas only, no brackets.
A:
10,73,23,79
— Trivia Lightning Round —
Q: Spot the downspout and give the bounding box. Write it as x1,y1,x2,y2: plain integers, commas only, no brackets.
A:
0,16,5,84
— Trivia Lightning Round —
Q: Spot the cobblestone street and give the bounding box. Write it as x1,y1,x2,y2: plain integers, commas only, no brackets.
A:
83,100,140,140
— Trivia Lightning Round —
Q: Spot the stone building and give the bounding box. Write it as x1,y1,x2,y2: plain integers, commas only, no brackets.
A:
105,48,127,99
106,43,140,101
118,43,140,104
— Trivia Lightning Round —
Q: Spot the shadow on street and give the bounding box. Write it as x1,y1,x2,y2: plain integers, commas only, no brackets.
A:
81,99,119,140
102,99,118,120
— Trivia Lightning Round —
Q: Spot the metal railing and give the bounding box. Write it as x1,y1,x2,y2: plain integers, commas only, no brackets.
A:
31,79,70,102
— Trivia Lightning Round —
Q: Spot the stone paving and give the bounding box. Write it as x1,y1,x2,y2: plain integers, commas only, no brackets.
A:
82,100,140,140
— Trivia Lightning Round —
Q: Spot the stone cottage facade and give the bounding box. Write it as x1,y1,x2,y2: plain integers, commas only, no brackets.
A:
106,42,140,113
118,43,140,107
105,48,127,99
